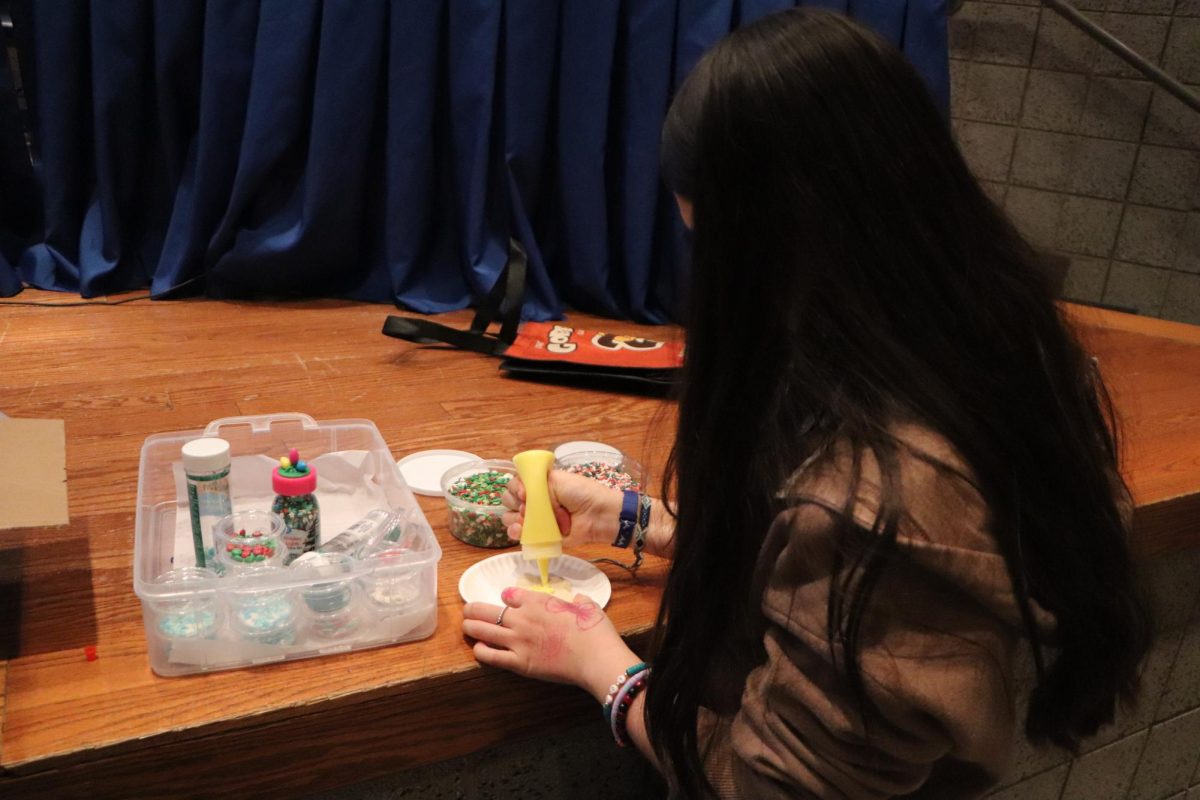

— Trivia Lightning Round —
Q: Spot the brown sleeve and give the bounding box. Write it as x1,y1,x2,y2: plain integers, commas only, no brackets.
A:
705,503,1018,800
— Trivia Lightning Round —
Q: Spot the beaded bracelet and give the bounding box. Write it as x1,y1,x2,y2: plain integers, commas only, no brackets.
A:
610,669,651,748
612,490,640,548
602,661,649,723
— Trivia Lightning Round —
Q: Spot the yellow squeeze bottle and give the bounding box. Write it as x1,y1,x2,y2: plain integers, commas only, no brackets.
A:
512,450,563,591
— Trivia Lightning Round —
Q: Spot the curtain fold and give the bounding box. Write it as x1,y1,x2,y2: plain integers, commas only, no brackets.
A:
3,0,949,322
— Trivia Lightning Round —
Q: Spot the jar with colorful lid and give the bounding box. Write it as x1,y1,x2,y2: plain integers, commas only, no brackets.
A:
271,448,320,565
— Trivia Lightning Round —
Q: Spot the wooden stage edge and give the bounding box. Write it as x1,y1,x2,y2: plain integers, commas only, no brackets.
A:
1,629,656,799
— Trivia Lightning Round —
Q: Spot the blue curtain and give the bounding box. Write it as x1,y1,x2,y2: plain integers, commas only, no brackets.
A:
2,0,948,322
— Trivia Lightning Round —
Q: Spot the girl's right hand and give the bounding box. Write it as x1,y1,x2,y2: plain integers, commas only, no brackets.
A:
501,470,624,546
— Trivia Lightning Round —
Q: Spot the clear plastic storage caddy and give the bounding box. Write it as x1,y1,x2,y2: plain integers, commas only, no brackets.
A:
134,414,441,676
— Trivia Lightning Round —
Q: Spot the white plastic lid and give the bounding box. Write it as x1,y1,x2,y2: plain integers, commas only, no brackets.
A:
553,441,621,461
181,437,231,475
397,449,481,496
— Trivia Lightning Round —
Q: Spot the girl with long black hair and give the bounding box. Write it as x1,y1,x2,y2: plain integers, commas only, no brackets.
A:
461,8,1151,798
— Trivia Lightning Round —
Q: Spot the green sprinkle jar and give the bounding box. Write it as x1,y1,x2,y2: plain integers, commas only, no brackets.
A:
440,459,517,549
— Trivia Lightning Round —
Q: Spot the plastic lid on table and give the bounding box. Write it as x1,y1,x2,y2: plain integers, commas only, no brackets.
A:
397,449,482,496
552,441,621,462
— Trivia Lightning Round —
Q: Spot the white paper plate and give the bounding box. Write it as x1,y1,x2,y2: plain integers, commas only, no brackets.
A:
458,552,612,608
396,449,481,496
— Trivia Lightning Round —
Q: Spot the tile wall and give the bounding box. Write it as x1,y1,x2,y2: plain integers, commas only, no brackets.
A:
950,0,1200,323
984,549,1200,799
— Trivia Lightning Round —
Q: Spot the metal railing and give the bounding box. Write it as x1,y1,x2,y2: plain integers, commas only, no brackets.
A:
1042,0,1200,116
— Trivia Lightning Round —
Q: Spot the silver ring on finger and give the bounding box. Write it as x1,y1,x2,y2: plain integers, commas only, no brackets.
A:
495,606,509,626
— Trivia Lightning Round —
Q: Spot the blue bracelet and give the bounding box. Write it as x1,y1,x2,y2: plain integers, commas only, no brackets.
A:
612,490,639,548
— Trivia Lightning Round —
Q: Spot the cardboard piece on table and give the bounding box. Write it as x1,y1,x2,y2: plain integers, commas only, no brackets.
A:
0,418,69,529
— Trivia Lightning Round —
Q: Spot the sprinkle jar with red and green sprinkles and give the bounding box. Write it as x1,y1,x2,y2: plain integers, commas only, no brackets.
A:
225,528,280,564
555,451,643,493
448,470,511,504
562,461,641,491
441,460,517,549
213,510,287,573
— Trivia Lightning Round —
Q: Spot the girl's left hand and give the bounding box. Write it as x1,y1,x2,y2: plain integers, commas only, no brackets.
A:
462,587,638,702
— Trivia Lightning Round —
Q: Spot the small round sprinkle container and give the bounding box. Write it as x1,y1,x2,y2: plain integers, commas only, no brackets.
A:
291,552,361,640
359,547,424,613
441,459,517,549
213,510,287,574
151,567,221,641
360,546,434,639
307,607,358,640
554,450,644,493
226,566,298,646
292,552,355,612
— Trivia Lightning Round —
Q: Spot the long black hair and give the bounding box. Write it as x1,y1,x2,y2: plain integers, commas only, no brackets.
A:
650,9,1151,797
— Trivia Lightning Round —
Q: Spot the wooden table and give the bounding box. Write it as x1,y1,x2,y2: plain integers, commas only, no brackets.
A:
0,294,1197,798
1063,305,1200,558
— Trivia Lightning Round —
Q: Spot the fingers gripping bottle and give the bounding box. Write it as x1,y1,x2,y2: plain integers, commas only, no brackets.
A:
272,448,320,565
512,450,563,590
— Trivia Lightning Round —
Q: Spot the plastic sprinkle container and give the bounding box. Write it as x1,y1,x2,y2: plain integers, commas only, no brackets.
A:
227,566,299,646
554,450,644,493
359,546,433,638
133,413,441,676
150,567,221,641
293,553,362,641
212,510,287,574
360,547,424,612
295,553,356,613
440,459,517,549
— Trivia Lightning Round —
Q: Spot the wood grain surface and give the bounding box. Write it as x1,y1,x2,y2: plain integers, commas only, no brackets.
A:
1063,305,1200,557
0,292,1196,798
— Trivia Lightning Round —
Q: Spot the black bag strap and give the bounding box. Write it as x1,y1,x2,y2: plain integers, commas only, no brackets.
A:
469,237,527,344
382,237,527,355
381,316,509,355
